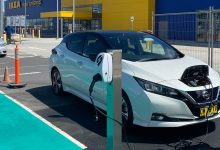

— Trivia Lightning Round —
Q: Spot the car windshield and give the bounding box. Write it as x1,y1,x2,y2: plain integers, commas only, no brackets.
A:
103,32,184,62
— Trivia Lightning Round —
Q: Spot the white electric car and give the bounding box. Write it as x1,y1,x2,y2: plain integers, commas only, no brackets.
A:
49,31,220,127
0,38,7,57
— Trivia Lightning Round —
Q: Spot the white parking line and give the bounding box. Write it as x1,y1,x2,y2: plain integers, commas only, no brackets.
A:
29,46,47,51
0,91,87,149
0,72,41,77
0,65,48,70
7,55,36,59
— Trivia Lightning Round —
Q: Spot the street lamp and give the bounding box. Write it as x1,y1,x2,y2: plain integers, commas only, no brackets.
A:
0,0,4,35
24,0,27,37
56,0,59,39
72,0,75,32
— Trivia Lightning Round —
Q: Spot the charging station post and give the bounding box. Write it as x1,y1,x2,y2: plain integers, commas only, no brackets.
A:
107,50,122,150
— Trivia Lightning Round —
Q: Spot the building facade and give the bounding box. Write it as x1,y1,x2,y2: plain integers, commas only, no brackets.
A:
4,0,155,37
4,0,220,39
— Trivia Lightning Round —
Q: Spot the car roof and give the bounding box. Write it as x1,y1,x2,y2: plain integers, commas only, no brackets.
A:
73,30,150,36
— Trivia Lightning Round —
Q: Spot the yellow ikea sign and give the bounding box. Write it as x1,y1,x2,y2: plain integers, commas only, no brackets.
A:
9,0,42,9
9,1,21,9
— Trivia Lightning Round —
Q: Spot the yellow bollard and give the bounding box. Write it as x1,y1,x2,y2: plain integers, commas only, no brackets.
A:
21,28,24,38
38,29,40,39
3,32,7,43
32,29,34,38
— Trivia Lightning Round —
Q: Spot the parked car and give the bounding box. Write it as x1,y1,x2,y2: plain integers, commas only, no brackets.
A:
0,38,7,57
49,31,220,127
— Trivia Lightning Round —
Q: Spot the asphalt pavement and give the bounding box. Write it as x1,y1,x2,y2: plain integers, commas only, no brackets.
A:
0,39,220,150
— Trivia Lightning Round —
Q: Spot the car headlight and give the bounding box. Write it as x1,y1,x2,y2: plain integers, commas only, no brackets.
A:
0,43,6,47
134,77,186,100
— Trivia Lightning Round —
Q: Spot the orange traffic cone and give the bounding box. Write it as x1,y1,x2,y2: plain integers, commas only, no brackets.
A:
2,65,12,83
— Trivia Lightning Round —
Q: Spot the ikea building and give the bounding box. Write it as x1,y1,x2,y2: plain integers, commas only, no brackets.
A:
4,0,220,38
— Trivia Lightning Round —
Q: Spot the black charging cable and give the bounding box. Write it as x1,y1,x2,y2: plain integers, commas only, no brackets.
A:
89,73,132,150
195,77,214,144
175,76,215,150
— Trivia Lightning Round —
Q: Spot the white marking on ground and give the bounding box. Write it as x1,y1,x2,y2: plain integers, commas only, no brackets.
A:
0,72,41,77
29,46,47,51
6,55,37,59
0,91,87,149
0,65,48,70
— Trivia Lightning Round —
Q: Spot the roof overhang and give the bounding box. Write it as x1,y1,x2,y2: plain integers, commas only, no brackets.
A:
40,10,92,20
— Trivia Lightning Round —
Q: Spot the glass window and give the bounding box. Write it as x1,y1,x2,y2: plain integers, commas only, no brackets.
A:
103,32,183,62
83,34,108,56
67,34,84,54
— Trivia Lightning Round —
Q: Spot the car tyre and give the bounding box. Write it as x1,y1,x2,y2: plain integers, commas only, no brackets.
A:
122,91,133,128
51,68,64,96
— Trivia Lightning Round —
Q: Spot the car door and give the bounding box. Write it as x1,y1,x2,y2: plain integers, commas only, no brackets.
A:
61,33,86,94
79,33,110,106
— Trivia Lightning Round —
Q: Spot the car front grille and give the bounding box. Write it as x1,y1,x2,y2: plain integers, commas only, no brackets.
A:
187,87,219,104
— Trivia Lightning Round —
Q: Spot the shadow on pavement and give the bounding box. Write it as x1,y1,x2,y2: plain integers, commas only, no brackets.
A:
127,121,215,144
27,85,218,149
26,85,107,137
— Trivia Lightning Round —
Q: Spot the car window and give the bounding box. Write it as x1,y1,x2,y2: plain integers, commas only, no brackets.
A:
83,34,108,57
140,38,165,55
104,33,183,61
67,34,84,54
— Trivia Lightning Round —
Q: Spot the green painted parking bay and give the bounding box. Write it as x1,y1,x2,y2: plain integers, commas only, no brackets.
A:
0,93,86,150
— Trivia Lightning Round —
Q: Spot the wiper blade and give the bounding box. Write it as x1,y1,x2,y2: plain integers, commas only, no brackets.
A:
137,57,172,62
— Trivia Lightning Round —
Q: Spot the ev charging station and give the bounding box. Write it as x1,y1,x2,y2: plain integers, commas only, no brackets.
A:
90,50,123,150
106,50,122,150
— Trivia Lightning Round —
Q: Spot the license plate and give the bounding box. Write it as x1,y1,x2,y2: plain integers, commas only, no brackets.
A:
200,105,218,117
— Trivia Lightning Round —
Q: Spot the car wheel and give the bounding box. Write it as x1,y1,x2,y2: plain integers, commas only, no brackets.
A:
52,69,64,95
122,92,133,127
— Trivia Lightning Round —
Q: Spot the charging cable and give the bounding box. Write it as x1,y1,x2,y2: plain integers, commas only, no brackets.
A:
175,76,215,150
89,73,132,150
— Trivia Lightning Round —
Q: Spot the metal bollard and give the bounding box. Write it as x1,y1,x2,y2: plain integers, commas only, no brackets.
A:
38,29,41,39
3,32,7,43
22,28,24,38
32,29,34,38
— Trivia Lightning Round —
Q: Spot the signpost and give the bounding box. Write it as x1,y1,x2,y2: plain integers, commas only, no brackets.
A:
130,16,134,31
72,0,75,33
56,0,59,39
0,0,3,35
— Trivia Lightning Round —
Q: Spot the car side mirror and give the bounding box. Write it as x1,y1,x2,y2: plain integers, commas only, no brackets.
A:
95,53,113,83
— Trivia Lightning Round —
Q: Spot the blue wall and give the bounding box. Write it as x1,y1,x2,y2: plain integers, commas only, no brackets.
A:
156,0,220,14
5,0,61,19
155,0,220,41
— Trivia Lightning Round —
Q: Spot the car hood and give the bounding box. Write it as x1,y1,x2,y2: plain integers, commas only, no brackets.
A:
123,56,207,83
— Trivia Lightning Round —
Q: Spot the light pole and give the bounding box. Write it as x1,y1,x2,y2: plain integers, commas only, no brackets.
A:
0,0,4,35
72,0,75,32
24,0,27,37
56,0,59,39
